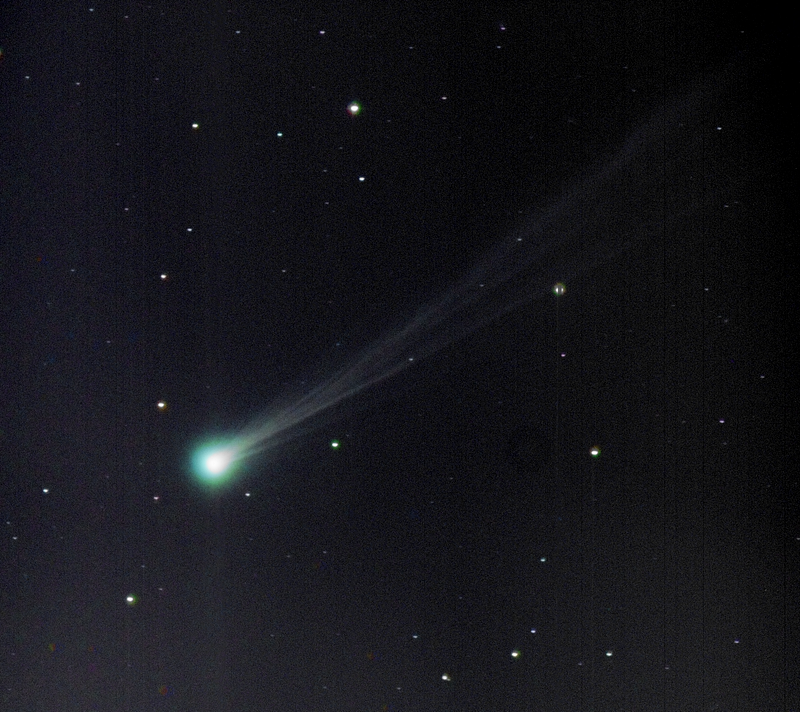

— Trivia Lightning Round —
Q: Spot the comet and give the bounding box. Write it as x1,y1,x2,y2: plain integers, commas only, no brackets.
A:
190,68,725,487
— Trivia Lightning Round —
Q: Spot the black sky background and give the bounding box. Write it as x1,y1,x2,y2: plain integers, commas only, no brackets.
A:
1,2,796,711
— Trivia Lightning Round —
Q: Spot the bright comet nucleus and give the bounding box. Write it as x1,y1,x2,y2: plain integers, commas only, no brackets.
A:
192,443,240,484
206,449,232,475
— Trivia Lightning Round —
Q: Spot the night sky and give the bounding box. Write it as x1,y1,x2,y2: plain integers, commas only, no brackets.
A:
1,2,795,711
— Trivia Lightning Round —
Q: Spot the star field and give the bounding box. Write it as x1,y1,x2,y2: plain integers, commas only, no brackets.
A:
0,3,795,711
